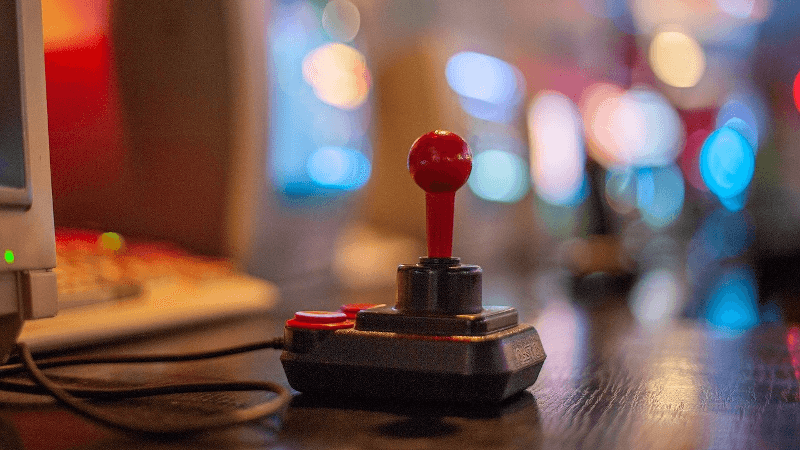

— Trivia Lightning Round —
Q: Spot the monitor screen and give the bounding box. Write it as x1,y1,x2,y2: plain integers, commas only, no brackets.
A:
0,0,26,191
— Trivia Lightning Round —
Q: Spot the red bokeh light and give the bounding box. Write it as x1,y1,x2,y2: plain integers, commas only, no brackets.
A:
794,70,800,113
43,0,125,203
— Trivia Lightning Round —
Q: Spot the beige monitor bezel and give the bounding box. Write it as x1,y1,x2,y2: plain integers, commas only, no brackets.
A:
0,0,56,361
0,0,55,273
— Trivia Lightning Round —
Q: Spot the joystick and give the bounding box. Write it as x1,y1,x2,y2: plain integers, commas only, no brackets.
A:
280,131,546,402
408,130,472,258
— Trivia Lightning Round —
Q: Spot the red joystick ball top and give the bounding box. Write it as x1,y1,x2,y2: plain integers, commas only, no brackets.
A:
408,130,472,193
408,131,472,258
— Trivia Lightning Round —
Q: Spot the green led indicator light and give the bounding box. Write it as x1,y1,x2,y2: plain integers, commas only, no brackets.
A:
4,250,13,264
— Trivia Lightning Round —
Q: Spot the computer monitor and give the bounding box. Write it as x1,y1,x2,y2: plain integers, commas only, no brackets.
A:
0,0,57,362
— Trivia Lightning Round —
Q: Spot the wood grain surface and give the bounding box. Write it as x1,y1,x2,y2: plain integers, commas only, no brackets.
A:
2,273,799,449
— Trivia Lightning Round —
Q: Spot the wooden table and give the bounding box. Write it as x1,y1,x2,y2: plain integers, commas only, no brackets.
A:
1,271,799,449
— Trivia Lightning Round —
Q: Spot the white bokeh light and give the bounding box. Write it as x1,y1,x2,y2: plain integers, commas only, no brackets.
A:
528,91,586,206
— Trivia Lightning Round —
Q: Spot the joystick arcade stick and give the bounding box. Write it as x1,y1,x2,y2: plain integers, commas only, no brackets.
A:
280,131,546,402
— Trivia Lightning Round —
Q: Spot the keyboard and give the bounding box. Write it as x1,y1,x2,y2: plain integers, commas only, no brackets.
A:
19,229,278,352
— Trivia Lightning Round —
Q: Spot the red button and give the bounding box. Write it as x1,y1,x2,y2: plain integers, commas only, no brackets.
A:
286,310,354,330
340,303,381,319
294,311,348,323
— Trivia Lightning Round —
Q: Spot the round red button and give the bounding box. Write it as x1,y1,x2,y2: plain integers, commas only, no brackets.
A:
286,310,354,330
293,311,348,323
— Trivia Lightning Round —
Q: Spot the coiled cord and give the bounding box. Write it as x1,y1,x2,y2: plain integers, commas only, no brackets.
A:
0,338,289,436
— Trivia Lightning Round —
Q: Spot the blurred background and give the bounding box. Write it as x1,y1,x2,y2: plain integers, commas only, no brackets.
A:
42,0,800,332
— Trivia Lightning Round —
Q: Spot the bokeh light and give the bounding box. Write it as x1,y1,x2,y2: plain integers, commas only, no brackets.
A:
457,96,520,123
794,70,800,113
636,165,685,228
629,269,683,325
716,90,767,149
582,83,626,167
717,112,757,152
528,91,586,206
42,0,107,50
307,146,371,191
302,43,370,110
322,0,361,42
716,0,773,20
716,0,756,19
705,266,759,333
99,232,124,252
269,2,373,199
582,84,683,168
607,90,648,165
270,1,315,63
467,150,529,203
622,87,684,166
699,125,755,200
649,30,706,88
718,191,748,211
720,117,756,150
446,52,524,122
311,107,353,148
445,52,523,105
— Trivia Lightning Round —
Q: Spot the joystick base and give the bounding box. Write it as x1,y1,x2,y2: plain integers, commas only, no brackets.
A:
281,322,545,403
356,305,519,336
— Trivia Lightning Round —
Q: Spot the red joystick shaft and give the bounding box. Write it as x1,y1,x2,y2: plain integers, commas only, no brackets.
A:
408,130,473,258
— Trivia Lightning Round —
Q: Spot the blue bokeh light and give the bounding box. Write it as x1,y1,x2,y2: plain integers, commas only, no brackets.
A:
716,94,763,150
307,146,371,191
718,190,749,212
558,176,589,208
706,266,759,333
267,1,373,201
446,52,524,122
721,117,757,151
715,0,755,20
467,150,529,203
445,52,523,105
458,96,518,123
636,165,685,229
699,126,755,200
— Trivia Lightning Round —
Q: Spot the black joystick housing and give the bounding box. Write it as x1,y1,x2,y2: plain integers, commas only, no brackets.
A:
280,131,546,402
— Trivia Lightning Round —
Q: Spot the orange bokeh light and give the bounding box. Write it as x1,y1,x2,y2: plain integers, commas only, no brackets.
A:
41,0,108,50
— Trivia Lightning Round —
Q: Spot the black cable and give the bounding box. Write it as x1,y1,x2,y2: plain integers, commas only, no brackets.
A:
0,337,285,397
0,336,285,377
1,339,290,436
